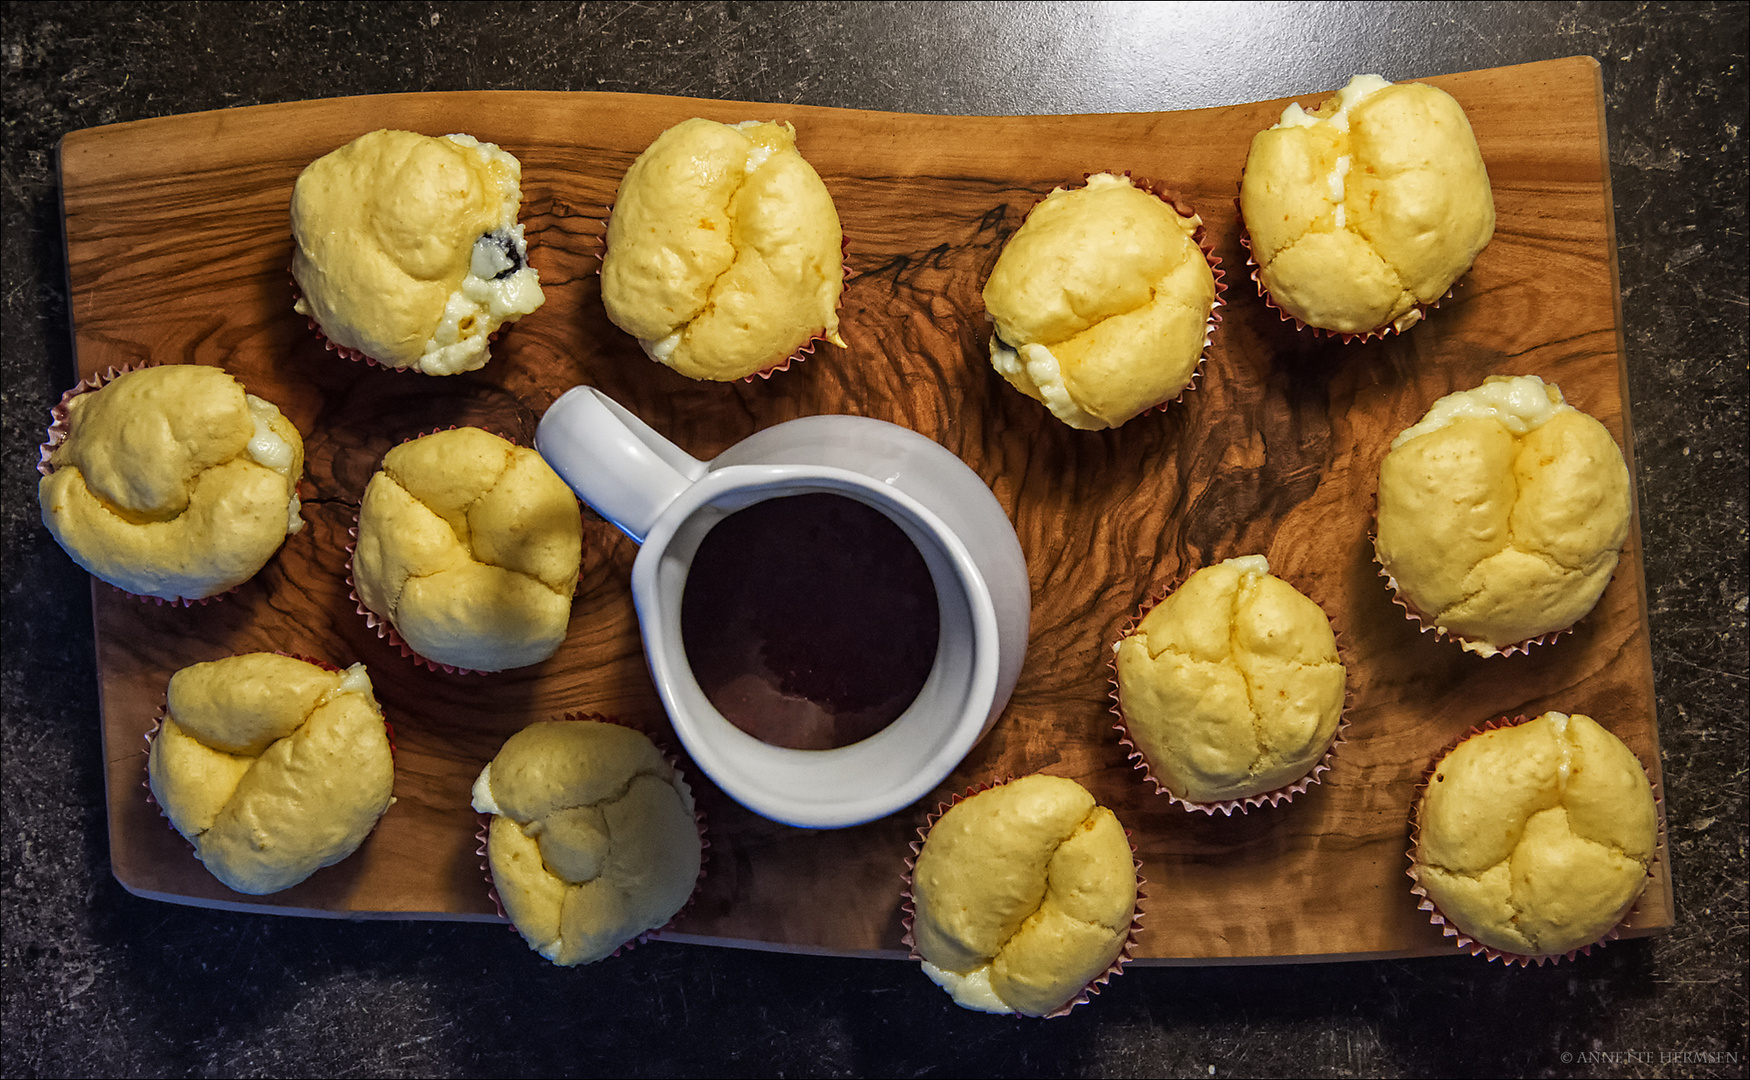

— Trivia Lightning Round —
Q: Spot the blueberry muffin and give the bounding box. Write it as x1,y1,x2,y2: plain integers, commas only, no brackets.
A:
291,129,545,374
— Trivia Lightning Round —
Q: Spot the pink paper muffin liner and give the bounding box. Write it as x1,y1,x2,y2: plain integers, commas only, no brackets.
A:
899,776,1145,1018
33,363,135,478
345,425,583,676
594,204,852,383
1108,569,1351,815
141,708,188,848
1234,192,1455,344
38,361,284,607
475,712,711,960
1405,714,1665,966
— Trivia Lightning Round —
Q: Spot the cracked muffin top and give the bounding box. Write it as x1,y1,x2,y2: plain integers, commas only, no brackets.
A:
983,173,1216,430
911,774,1136,1017
1114,556,1346,805
148,652,394,895
291,129,545,375
39,364,304,601
1240,74,1494,335
600,117,845,381
1413,712,1657,957
1375,374,1630,655
472,720,702,966
352,427,581,672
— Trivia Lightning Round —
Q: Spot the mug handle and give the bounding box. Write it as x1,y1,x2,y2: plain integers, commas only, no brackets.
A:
536,386,706,544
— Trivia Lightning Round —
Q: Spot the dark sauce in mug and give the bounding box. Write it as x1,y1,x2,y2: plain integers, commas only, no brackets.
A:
680,493,940,750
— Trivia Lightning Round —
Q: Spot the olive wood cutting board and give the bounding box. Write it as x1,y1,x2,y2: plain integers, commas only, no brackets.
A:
58,55,1670,962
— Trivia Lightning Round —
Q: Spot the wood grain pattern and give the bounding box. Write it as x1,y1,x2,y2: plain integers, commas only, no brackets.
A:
59,56,1670,961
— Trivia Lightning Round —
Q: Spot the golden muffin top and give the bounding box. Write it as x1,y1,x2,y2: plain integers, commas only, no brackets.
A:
1240,75,1494,334
911,774,1136,1017
1375,375,1630,654
472,720,702,966
601,118,845,381
148,652,394,895
1115,556,1346,804
291,129,544,375
1414,712,1657,957
39,364,304,601
353,427,581,672
983,173,1216,430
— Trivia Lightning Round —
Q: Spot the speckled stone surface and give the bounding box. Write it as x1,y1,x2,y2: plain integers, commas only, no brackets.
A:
3,3,1744,1077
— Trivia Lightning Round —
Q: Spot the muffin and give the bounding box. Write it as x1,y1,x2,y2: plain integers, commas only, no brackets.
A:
983,173,1219,430
352,427,582,672
147,653,394,895
1411,712,1658,960
1375,374,1631,656
472,720,703,966
909,775,1137,1017
1239,74,1494,336
600,117,846,381
291,129,545,375
38,364,305,602
1113,555,1346,808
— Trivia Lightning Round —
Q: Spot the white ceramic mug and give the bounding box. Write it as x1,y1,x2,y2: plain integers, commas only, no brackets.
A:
536,386,1030,829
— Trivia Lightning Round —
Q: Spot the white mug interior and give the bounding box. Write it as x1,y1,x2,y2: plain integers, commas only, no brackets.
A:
634,468,1000,829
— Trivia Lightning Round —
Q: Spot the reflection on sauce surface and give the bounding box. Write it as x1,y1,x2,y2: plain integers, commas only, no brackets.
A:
680,493,940,750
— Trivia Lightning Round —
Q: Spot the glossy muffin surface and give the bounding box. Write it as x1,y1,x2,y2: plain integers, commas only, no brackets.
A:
292,129,544,374
1241,75,1494,334
984,173,1215,430
39,365,304,601
1115,556,1345,804
353,427,581,672
1414,712,1657,957
913,775,1135,1016
473,721,702,966
601,118,845,381
148,653,394,895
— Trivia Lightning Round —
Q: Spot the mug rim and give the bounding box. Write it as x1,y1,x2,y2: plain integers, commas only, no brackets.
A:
632,464,1002,829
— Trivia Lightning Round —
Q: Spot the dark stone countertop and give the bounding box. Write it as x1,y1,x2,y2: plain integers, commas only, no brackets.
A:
3,3,1744,1076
